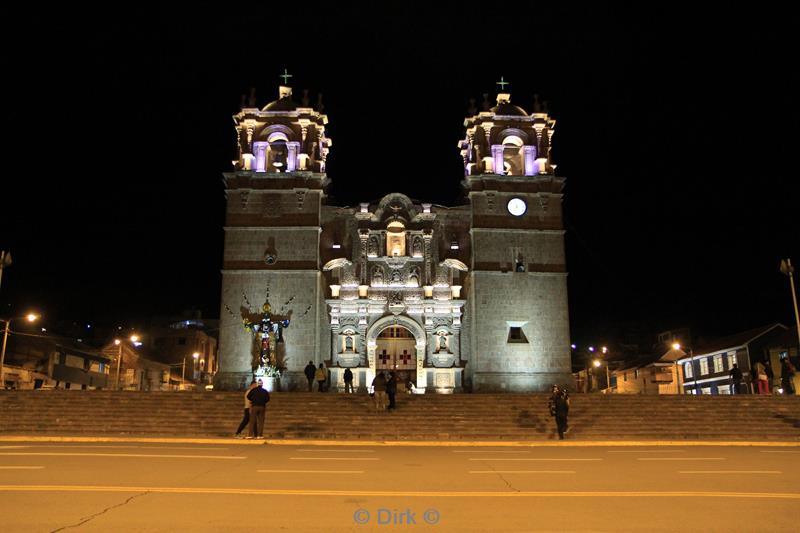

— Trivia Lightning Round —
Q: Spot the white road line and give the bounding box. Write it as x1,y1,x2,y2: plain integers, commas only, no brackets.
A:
0,446,29,449
468,458,602,462
289,457,379,461
0,466,44,470
607,450,686,453
679,471,782,474
469,470,576,474
28,445,230,451
637,458,725,461
0,453,245,460
257,469,364,474
453,450,531,454
296,449,375,453
760,450,800,454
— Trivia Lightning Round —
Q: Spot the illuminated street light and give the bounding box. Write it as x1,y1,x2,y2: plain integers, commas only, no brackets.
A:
114,334,140,390
1,313,40,387
593,359,601,368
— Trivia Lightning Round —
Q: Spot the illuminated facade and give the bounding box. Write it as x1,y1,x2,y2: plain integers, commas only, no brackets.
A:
215,84,572,392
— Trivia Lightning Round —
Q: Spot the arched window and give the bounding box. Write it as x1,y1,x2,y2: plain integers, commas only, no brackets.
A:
386,221,406,256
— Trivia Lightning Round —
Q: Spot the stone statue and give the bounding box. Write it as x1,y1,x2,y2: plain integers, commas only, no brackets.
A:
372,266,384,286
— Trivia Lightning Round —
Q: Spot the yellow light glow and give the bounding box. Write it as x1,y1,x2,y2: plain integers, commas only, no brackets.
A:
25,314,38,322
193,352,200,359
672,343,681,350
114,339,121,346
593,360,601,367
130,335,140,343
601,346,608,354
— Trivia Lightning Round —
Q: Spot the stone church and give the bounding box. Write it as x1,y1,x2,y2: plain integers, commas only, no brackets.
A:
215,82,572,393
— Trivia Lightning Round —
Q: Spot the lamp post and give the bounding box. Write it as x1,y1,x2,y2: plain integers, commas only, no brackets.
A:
113,334,139,390
0,313,38,388
192,352,199,382
672,343,696,395
780,259,800,351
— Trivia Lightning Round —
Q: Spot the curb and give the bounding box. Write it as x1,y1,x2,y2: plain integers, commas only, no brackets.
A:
1,436,799,447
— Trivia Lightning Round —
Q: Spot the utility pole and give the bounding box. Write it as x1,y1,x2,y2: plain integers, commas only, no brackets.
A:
0,251,11,294
781,259,800,350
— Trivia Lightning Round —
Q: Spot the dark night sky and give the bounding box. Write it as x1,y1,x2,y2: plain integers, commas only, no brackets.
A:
2,6,799,347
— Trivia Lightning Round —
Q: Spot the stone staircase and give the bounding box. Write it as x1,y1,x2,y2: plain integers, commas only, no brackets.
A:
1,391,800,441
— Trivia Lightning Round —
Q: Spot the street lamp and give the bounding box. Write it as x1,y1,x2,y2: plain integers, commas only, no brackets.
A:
181,352,200,389
113,334,140,390
0,313,39,388
593,357,612,393
672,343,696,395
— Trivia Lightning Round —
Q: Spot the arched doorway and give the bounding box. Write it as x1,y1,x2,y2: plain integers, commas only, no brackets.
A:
376,326,417,391
366,315,427,393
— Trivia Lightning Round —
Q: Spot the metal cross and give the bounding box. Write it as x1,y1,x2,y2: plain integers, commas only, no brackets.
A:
496,76,509,90
280,68,293,84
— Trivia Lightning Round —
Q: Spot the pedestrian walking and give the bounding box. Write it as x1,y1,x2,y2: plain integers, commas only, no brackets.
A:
343,367,354,393
246,378,270,439
234,380,258,438
549,386,570,440
729,363,743,394
386,371,397,411
315,363,328,392
304,361,316,392
754,360,769,395
372,371,387,411
781,358,796,395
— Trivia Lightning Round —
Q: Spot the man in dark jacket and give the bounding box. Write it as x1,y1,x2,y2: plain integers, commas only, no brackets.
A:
343,367,354,393
730,364,743,394
246,379,270,439
386,372,397,411
553,388,570,440
304,361,316,392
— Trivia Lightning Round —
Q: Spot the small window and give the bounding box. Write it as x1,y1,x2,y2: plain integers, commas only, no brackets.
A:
699,358,709,375
713,354,723,373
507,327,528,343
727,352,737,369
684,362,694,379
623,372,627,382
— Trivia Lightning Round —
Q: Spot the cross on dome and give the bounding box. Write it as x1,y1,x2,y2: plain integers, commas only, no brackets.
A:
280,68,293,84
496,76,509,91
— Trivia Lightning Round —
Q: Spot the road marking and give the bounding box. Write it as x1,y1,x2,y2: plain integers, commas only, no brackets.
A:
257,470,364,474
607,450,686,453
453,450,531,454
2,485,800,499
637,458,725,461
296,449,375,453
760,450,800,454
0,446,29,449
0,466,44,470
0,453,245,460
468,458,602,462
679,471,782,474
469,470,576,474
27,445,230,451
289,457,379,461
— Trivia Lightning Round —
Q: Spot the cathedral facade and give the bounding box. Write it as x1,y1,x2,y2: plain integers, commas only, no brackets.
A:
215,83,572,393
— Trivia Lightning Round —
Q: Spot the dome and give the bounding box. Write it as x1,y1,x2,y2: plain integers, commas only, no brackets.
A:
263,97,297,112
490,102,528,116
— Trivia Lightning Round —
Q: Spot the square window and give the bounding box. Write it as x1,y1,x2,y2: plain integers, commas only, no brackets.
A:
507,327,528,343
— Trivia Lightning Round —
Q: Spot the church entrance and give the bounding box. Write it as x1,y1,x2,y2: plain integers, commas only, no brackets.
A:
376,326,417,392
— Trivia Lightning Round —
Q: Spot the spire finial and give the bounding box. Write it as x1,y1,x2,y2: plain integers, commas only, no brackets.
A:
279,68,293,85
496,76,510,91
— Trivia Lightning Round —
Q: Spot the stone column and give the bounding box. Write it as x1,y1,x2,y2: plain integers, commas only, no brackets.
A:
287,141,300,172
253,141,268,172
491,145,504,175
523,145,537,176
415,343,427,393
423,231,432,285
359,230,369,284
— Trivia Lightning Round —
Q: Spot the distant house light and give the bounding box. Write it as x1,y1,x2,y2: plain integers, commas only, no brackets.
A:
450,241,459,250
133,341,143,347
332,244,341,249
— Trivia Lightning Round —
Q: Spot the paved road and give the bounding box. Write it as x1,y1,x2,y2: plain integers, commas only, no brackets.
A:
0,441,798,532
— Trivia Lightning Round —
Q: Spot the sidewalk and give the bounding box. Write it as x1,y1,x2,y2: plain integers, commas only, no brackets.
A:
2,435,800,447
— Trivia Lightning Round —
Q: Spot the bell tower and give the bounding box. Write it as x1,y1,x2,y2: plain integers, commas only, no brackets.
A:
215,77,332,390
459,84,572,391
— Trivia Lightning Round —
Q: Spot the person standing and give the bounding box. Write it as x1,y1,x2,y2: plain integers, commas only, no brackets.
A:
754,360,769,395
304,361,316,392
371,371,387,411
729,364,743,394
386,371,397,411
246,378,270,439
234,380,258,438
343,367,354,393
765,360,775,393
315,363,328,392
781,358,796,395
